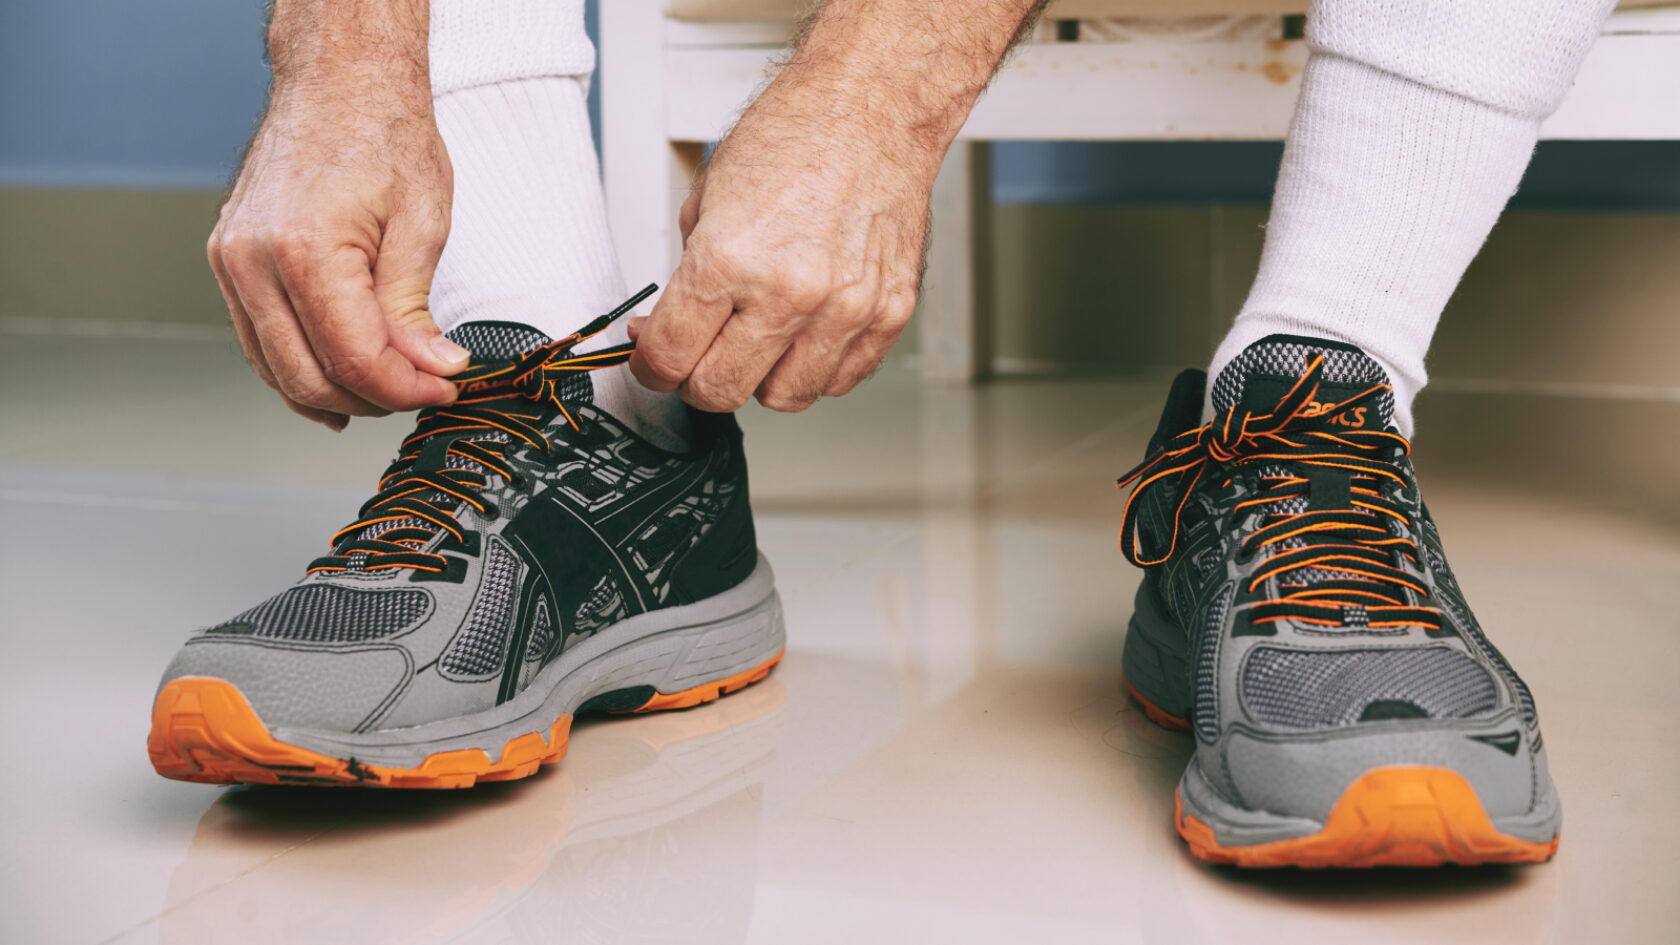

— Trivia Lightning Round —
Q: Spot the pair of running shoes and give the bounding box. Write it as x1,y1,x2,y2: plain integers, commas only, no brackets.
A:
148,289,1558,869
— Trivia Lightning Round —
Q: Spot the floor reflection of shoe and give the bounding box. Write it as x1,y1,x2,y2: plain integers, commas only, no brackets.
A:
158,679,787,945
1117,334,1560,867
148,288,786,788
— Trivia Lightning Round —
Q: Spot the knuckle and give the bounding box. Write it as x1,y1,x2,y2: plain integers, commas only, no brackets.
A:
317,351,376,389
878,293,918,333
825,373,861,398
218,235,267,281
759,388,816,413
638,348,691,385
769,275,830,314
278,373,335,409
681,236,735,278
271,230,320,281
684,376,747,413
833,284,880,325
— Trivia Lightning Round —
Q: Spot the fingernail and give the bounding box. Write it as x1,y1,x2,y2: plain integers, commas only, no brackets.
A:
626,316,645,340
431,334,470,363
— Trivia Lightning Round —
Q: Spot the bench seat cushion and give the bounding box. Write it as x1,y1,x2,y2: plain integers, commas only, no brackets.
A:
665,0,1667,22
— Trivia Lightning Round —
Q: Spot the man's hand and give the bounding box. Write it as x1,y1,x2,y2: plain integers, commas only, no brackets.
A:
208,0,464,430
629,0,1048,413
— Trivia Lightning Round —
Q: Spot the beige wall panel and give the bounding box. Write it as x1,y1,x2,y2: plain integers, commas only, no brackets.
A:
4,190,1676,397
1431,212,1680,390
0,189,225,325
989,204,1215,373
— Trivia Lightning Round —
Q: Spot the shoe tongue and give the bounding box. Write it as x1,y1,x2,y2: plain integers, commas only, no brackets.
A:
1210,334,1397,432
336,322,568,561
444,321,554,360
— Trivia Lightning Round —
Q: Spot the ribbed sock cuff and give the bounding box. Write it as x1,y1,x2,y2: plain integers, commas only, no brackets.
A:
429,0,594,95
430,77,689,451
1208,53,1544,437
431,77,626,338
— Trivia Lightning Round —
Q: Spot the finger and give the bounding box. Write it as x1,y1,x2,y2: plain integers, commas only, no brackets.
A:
221,238,390,416
753,302,868,412
825,300,914,398
228,274,351,431
628,255,735,393
825,337,892,398
372,206,469,377
281,245,458,411
213,232,349,430
681,309,798,413
677,188,701,246
208,234,279,391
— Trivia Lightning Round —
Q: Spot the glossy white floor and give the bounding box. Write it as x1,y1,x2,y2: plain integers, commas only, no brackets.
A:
2,328,1677,945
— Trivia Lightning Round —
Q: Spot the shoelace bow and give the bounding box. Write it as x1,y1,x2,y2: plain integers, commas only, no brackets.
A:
307,285,657,576
1116,355,1443,631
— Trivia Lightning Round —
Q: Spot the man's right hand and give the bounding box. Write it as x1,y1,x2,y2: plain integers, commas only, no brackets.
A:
208,0,465,430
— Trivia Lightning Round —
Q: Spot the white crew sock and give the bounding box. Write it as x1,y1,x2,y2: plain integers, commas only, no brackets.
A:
428,2,689,450
1208,0,1615,435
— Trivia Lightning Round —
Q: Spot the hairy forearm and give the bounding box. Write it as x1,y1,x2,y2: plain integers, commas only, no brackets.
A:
265,0,431,104
778,0,1050,160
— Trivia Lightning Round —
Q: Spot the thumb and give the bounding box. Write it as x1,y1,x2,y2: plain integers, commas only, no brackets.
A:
388,305,471,377
373,206,468,376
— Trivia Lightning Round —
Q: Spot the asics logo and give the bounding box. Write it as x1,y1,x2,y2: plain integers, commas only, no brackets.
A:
1299,400,1367,428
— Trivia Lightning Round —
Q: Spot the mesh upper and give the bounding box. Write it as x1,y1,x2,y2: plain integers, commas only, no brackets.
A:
340,321,587,559
216,585,432,643
571,573,629,641
524,596,554,662
1210,336,1396,430
1193,585,1234,741
440,540,522,677
1241,646,1499,729
445,322,552,359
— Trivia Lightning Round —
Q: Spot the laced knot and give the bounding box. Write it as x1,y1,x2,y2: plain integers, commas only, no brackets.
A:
307,285,656,576
1117,354,1445,632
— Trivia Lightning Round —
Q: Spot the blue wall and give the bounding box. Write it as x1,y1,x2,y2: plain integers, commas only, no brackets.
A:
0,0,270,188
2,0,1675,208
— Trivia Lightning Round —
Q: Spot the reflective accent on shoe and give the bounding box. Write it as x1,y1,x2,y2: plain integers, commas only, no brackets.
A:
149,288,786,788
1117,334,1559,866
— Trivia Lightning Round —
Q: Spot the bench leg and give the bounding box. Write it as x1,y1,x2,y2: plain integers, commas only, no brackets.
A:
600,0,704,301
919,141,994,385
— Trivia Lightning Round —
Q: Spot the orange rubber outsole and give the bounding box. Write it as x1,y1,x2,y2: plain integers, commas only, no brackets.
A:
1122,672,1557,867
148,650,783,789
1176,767,1559,868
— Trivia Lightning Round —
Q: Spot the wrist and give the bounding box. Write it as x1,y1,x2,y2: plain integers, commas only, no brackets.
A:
267,0,431,105
771,0,1040,162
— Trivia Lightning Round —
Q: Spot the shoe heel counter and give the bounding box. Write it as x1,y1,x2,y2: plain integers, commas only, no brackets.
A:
671,414,759,603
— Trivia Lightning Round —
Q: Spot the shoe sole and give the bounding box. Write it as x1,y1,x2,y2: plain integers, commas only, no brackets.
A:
1121,680,1558,867
148,654,781,789
150,557,786,789
1122,577,1557,868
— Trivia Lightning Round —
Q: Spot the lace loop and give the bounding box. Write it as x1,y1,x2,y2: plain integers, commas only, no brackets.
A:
307,286,656,576
1117,354,1442,631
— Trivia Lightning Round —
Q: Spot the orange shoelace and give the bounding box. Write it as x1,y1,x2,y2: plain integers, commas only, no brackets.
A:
307,285,656,576
1117,356,1443,631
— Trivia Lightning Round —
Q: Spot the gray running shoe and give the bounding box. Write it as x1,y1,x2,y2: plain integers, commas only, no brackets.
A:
149,288,786,788
1118,334,1559,867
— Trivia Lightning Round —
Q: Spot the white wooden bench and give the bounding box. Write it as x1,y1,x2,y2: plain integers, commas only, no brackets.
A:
600,0,1680,383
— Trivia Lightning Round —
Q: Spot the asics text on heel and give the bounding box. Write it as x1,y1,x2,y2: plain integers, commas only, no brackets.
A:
149,287,786,788
1116,334,1559,867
